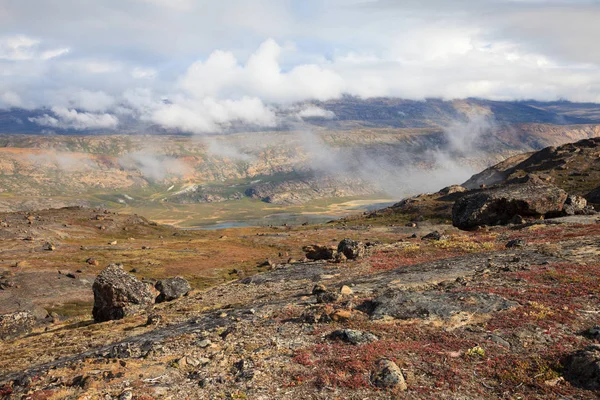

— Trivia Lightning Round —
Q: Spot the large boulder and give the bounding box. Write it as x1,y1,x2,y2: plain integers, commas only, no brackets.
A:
0,311,36,340
587,186,600,204
155,277,191,303
337,238,366,260
563,345,600,389
452,183,569,230
92,264,155,322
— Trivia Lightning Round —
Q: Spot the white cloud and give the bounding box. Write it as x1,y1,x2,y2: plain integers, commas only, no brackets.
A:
29,107,119,130
296,106,336,120
119,151,191,181
148,96,277,134
178,39,345,103
0,35,68,61
0,91,24,108
2,1,600,120
132,67,157,79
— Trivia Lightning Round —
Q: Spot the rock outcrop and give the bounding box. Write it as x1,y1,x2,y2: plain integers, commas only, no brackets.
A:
368,291,517,320
92,264,155,322
155,277,191,303
452,183,569,230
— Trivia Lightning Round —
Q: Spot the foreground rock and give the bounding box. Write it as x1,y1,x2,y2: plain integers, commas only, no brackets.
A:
371,359,407,391
337,238,366,260
92,264,155,322
0,311,35,340
368,290,517,320
452,183,569,230
155,277,191,303
563,345,600,390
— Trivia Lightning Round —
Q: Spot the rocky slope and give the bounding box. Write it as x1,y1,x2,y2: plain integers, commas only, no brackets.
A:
1,138,600,399
360,137,600,226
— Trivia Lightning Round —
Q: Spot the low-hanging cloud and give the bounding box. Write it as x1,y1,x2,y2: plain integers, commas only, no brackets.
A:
29,107,119,130
119,151,191,182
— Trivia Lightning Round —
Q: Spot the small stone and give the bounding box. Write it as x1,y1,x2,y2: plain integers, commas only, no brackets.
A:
421,231,447,241
340,285,353,295
311,284,327,295
588,325,600,339
506,239,526,248
198,339,211,348
371,359,407,390
331,309,352,321
118,390,133,400
108,241,117,245
327,329,378,345
43,242,55,251
316,291,341,304
487,334,511,349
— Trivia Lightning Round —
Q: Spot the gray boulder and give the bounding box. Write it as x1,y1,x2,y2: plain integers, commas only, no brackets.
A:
92,264,155,322
337,238,366,260
587,186,600,204
563,344,600,389
0,311,36,340
452,183,569,230
155,277,191,303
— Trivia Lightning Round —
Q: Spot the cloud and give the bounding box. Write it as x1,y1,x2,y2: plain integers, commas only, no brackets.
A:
296,106,336,120
29,107,119,130
27,150,96,171
119,151,191,181
178,39,345,103
2,0,600,120
0,35,69,61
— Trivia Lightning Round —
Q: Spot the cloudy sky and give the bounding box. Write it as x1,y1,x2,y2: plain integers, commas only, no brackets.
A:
1,0,600,132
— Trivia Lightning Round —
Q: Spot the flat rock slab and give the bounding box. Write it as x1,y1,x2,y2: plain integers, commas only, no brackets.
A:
368,290,518,320
349,250,560,294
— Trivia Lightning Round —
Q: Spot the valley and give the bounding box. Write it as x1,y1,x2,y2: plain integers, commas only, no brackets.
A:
2,99,600,228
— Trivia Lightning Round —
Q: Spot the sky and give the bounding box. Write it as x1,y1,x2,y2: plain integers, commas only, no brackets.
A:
1,0,600,133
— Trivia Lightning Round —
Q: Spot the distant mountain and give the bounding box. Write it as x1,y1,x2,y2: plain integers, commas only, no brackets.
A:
2,98,600,135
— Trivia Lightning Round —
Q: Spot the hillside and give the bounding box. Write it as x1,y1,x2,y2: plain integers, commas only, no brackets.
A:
1,138,600,399
1,99,600,227
358,137,600,227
